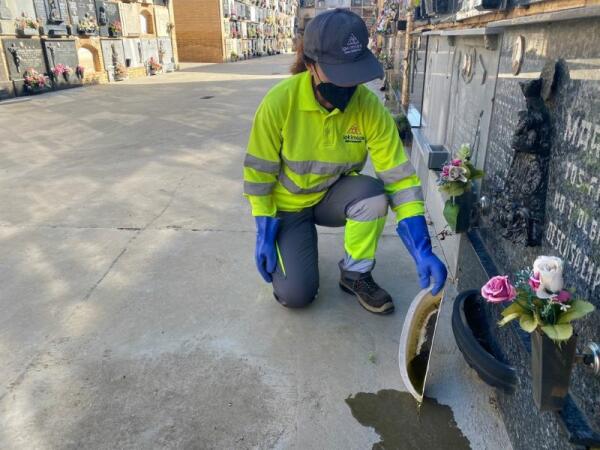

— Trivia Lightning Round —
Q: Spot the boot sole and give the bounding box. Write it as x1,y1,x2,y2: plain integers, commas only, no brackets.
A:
339,282,395,315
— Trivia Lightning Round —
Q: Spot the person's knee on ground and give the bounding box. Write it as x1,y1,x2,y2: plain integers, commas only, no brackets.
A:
273,279,319,308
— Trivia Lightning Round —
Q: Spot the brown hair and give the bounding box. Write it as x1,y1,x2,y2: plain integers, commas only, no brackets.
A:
290,37,315,75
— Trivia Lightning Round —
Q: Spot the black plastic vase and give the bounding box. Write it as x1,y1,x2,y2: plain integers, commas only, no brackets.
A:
443,194,473,233
531,330,577,411
452,290,517,392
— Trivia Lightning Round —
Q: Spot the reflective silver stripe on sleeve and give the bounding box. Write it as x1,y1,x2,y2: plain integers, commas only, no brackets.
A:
376,161,416,185
244,154,280,174
244,181,276,196
278,170,342,194
388,186,424,208
282,156,365,176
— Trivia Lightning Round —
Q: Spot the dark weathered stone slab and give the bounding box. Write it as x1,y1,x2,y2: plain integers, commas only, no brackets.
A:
3,38,47,78
95,0,119,37
67,0,98,36
43,38,82,89
2,38,51,95
33,0,69,36
477,18,600,445
0,0,38,34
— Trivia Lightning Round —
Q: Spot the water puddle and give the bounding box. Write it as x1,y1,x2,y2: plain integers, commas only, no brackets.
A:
346,389,470,450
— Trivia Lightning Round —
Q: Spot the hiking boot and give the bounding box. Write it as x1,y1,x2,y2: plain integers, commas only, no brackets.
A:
339,267,394,315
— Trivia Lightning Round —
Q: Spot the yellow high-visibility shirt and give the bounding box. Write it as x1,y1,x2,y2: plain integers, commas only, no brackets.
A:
243,70,424,222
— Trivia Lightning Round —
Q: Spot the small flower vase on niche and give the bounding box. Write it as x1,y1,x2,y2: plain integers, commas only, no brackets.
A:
443,193,472,233
531,330,577,411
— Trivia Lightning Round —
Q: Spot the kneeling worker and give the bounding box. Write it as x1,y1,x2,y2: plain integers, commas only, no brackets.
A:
243,9,447,314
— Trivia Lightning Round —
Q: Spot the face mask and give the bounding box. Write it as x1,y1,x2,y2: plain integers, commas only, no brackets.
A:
314,71,357,112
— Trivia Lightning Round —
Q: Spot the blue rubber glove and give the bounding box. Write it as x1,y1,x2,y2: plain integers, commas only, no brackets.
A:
255,216,281,283
396,215,447,295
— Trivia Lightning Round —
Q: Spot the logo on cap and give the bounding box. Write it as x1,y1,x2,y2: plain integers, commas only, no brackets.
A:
342,33,362,55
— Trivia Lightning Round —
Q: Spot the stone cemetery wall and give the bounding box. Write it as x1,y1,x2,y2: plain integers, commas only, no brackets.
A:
95,0,119,37
76,36,107,82
122,36,141,66
0,0,177,98
140,36,157,64
68,0,98,37
477,20,600,448
34,0,70,37
394,7,600,447
3,38,51,95
100,36,123,79
157,35,173,71
43,38,82,88
0,0,38,35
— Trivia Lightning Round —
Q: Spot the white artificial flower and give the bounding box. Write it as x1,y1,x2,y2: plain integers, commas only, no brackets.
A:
533,256,564,299
448,166,468,182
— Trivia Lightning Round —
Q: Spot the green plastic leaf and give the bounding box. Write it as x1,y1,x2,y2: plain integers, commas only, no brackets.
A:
498,312,520,326
457,145,470,160
541,324,573,342
501,301,528,317
557,300,595,324
471,169,485,179
519,313,538,333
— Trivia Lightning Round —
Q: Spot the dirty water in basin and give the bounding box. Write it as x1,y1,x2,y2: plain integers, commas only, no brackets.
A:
346,389,470,450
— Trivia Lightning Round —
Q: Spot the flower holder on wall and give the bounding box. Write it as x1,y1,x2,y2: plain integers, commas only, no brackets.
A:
443,194,472,233
437,144,483,234
531,330,577,411
480,256,595,412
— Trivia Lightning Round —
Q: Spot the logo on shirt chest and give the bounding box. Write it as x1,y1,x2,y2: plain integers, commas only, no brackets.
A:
343,124,365,143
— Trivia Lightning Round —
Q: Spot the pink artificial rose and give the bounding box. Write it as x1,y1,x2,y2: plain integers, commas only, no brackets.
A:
528,272,541,291
554,290,571,303
451,159,462,166
481,276,517,303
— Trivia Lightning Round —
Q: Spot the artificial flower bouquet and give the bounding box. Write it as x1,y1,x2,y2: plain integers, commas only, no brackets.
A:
438,144,483,232
148,57,162,73
15,14,39,31
51,64,73,80
438,143,484,196
78,17,98,34
481,256,595,343
23,68,49,90
108,20,122,36
114,63,128,80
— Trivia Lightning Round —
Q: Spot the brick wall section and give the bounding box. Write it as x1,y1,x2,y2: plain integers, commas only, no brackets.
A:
172,0,223,62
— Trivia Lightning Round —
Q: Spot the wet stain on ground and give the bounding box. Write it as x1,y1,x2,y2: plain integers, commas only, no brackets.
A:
346,389,471,450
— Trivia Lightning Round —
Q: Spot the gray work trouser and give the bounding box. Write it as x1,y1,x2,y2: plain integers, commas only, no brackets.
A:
272,174,389,308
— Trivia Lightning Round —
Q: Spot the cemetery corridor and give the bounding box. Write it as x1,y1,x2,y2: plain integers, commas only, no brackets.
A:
0,55,511,449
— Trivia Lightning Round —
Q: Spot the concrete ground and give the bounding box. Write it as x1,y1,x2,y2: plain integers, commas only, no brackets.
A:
0,55,511,449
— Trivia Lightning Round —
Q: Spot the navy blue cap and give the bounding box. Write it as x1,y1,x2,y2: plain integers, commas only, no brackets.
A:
303,8,384,86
